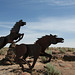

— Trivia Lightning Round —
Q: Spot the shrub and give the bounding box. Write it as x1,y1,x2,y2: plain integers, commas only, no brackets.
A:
59,49,66,54
41,56,47,62
45,63,61,75
0,47,8,55
67,48,75,52
46,50,52,55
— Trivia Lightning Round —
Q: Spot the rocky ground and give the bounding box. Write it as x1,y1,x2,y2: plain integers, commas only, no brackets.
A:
0,47,75,75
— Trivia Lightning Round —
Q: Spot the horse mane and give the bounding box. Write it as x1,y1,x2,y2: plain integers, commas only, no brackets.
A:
35,35,51,51
10,22,20,33
10,20,25,34
35,35,48,44
35,34,57,45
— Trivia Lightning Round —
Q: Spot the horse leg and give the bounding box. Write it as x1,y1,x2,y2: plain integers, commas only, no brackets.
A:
23,53,28,59
15,56,24,71
40,52,52,63
15,33,24,43
22,59,31,68
30,57,38,69
22,53,32,68
23,56,38,70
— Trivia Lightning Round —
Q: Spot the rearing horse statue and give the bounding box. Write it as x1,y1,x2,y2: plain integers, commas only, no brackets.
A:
0,20,26,49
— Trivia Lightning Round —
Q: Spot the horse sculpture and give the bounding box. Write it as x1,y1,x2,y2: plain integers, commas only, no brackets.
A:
8,20,26,43
13,34,64,71
0,20,26,49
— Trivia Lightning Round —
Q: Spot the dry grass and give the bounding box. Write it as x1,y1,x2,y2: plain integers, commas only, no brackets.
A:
48,47,75,52
0,47,8,55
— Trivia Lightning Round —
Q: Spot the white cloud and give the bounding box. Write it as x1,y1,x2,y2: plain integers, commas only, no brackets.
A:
0,25,11,29
1,17,75,48
0,22,14,29
24,17,75,32
0,22,15,36
19,17,75,48
16,0,75,6
1,18,75,33
40,0,75,6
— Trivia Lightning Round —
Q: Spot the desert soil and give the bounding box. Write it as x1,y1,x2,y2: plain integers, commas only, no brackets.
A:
0,55,75,75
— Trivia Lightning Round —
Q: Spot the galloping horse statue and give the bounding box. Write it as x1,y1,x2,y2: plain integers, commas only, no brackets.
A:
0,20,26,49
13,34,64,71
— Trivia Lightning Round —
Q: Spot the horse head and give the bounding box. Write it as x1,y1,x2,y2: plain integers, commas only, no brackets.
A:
35,34,64,51
49,34,64,44
16,20,26,26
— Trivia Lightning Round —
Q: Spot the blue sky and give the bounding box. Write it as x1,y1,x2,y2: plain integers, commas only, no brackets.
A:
0,0,75,48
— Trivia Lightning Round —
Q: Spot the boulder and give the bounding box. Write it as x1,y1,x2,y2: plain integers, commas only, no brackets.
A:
63,54,75,61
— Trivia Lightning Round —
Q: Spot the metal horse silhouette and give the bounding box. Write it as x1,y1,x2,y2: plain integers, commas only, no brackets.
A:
13,34,64,71
0,20,26,49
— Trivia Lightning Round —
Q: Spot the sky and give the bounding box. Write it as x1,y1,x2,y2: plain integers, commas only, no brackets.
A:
0,0,75,48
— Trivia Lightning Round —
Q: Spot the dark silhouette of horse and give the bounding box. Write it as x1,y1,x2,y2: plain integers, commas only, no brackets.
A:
0,20,26,49
0,36,8,49
13,34,64,71
7,20,26,43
